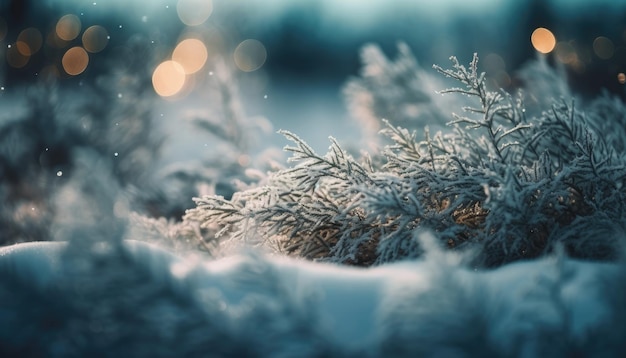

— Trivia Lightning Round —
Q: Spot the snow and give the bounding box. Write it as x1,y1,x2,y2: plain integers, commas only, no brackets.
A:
0,241,66,290
126,241,393,347
0,239,624,356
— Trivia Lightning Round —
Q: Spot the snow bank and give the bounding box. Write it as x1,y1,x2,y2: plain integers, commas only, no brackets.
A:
0,239,624,357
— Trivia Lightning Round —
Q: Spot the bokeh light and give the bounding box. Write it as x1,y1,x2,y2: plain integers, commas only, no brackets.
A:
234,39,267,72
16,28,43,56
6,46,29,68
177,0,213,26
483,53,510,88
172,38,208,74
593,36,615,59
56,14,81,41
531,27,556,54
484,53,505,72
15,42,30,57
152,60,186,97
62,46,89,75
82,25,109,53
554,42,577,64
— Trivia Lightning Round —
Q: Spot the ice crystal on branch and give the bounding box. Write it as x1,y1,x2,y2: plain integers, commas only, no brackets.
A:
187,49,626,267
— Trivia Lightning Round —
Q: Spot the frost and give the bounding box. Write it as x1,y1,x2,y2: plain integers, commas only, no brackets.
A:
186,50,626,267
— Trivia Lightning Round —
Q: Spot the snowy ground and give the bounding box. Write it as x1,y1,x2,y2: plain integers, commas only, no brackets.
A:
1,237,624,356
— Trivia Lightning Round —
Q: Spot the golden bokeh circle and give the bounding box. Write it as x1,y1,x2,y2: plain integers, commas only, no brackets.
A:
152,60,186,97
531,27,556,54
56,14,81,41
593,36,615,60
17,28,43,56
172,38,208,74
234,39,267,72
6,46,29,68
177,0,213,26
82,25,109,53
62,46,89,75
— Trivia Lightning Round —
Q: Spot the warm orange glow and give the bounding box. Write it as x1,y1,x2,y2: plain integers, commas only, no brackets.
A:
618,73,626,85
16,42,31,56
152,60,186,97
16,28,43,56
6,46,29,68
593,36,614,59
234,39,267,72
62,46,89,75
177,0,213,26
172,38,208,74
82,25,109,53
531,28,556,54
56,14,81,41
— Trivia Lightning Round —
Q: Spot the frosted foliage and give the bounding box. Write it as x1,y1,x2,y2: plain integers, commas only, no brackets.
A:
187,51,626,267
154,58,275,221
343,43,449,145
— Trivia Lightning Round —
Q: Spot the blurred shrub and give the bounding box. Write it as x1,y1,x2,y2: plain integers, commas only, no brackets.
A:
0,37,161,245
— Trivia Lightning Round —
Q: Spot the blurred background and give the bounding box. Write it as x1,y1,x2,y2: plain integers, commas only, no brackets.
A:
1,0,625,148
0,0,626,244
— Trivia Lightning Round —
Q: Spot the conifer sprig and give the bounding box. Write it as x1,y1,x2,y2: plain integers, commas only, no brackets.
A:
184,49,626,267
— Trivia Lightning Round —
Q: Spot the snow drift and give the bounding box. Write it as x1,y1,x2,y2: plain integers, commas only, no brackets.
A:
1,238,624,357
